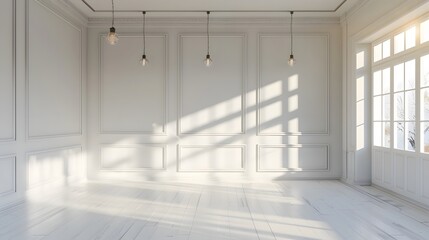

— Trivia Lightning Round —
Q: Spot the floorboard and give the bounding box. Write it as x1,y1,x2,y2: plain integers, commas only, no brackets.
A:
1,180,429,240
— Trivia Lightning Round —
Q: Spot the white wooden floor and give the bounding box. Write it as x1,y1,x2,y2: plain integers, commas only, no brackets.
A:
1,181,429,240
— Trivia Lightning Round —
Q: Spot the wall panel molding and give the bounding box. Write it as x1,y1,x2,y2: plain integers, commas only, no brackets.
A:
177,33,247,136
178,144,246,172
26,145,83,189
257,144,330,172
99,34,168,135
0,0,16,142
0,155,16,197
99,144,167,171
257,33,330,136
26,0,83,140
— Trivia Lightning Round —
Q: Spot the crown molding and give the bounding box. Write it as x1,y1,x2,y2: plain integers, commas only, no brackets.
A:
38,0,88,26
87,16,340,28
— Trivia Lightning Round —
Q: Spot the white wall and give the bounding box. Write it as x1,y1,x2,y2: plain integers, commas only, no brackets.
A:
342,0,429,206
87,17,342,181
0,0,87,210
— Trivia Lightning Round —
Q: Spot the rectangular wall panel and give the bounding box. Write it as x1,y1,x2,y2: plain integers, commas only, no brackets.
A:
0,156,16,197
100,35,167,134
27,146,83,188
373,149,383,182
178,145,245,171
383,152,393,186
27,0,81,138
0,0,15,141
100,145,166,171
258,145,329,171
394,154,405,190
258,34,329,135
422,159,429,199
406,157,418,194
179,34,245,135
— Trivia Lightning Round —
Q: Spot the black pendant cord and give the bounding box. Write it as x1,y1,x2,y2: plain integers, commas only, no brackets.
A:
142,11,146,56
290,11,294,55
206,11,210,56
111,0,115,27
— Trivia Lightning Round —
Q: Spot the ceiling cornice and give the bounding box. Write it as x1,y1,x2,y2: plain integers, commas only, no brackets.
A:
87,16,341,28
81,0,348,13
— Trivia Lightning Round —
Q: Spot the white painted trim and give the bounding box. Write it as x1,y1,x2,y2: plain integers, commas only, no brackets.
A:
177,33,247,136
0,155,16,197
25,0,83,140
98,144,167,172
0,0,16,143
177,144,246,172
87,17,342,29
25,145,82,189
98,34,169,135
256,144,330,172
256,33,330,136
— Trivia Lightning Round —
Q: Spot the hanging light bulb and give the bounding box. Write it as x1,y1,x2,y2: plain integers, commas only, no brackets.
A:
140,54,148,66
204,54,212,67
203,11,212,67
288,11,295,66
106,0,118,45
139,11,149,66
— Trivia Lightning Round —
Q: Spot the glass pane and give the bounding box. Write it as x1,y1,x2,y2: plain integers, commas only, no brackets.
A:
405,59,415,90
422,89,429,121
394,92,404,120
383,68,390,94
373,71,382,95
422,122,429,152
394,63,404,92
384,122,391,148
422,54,429,87
405,90,415,120
405,26,416,49
395,122,405,150
394,32,405,53
405,122,416,151
373,96,382,121
356,51,365,70
421,19,429,44
383,95,390,120
374,44,382,62
383,40,391,58
374,122,382,146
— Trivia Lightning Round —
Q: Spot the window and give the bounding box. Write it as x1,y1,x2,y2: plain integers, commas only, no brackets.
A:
373,68,391,147
374,39,391,62
394,60,416,151
421,54,429,152
421,19,429,44
372,16,429,154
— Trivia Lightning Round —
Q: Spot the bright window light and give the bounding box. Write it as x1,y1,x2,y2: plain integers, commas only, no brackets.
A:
374,43,382,62
394,32,405,54
421,19,429,43
405,26,416,50
383,40,391,58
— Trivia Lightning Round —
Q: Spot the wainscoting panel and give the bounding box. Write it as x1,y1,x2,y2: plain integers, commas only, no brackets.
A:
257,145,329,172
100,35,167,134
27,0,82,139
178,145,245,172
0,0,15,141
0,156,16,197
178,34,246,135
100,145,166,171
258,34,329,135
372,147,429,206
27,146,83,189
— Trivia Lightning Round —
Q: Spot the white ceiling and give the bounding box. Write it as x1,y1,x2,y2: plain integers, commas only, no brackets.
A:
65,0,360,18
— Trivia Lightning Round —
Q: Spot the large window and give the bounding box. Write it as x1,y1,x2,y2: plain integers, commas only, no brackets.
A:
372,15,429,154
